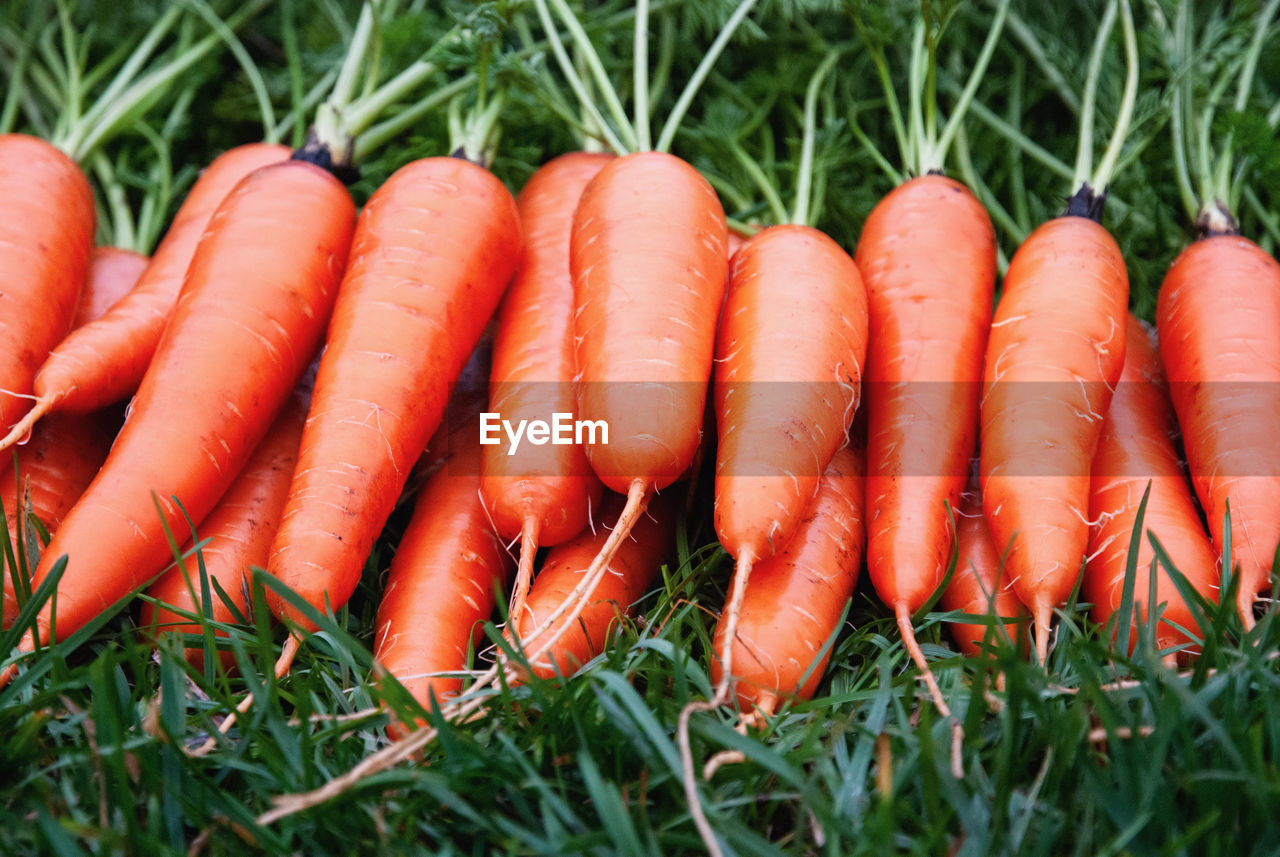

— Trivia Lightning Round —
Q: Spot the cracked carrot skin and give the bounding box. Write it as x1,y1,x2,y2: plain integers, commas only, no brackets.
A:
714,224,867,566
570,151,728,492
142,391,309,670
2,247,147,627
481,152,610,548
26,144,291,417
25,160,355,648
0,134,95,441
267,157,521,632
980,212,1128,647
710,445,865,709
856,175,996,613
940,487,1027,657
514,489,676,679
1157,234,1280,622
374,430,510,735
1085,315,1217,653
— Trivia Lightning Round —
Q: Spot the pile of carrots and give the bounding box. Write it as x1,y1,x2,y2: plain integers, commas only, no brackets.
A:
2,0,1277,800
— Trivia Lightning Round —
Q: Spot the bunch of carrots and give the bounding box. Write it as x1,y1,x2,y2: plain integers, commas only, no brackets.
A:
1,0,1278,846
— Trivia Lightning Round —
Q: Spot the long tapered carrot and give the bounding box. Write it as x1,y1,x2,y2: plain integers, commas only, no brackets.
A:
567,151,727,593
374,428,511,738
709,444,864,712
855,173,995,709
0,134,95,443
480,151,611,626
0,144,290,453
712,223,866,707
981,206,1129,664
514,490,675,679
0,160,355,676
141,390,309,670
1156,237,1280,626
939,485,1027,657
2,247,147,627
266,156,520,634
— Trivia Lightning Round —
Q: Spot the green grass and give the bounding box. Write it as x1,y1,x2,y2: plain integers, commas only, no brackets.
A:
3,499,1280,856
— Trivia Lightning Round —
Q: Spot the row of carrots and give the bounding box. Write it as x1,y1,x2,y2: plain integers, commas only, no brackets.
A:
0,3,1277,798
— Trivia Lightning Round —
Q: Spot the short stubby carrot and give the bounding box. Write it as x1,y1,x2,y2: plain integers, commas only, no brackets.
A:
714,224,867,570
17,160,354,652
981,208,1128,663
940,485,1026,657
514,490,676,680
71,248,150,329
1156,234,1280,626
856,175,996,617
1,411,119,628
1086,315,1218,655
571,151,728,493
0,144,290,451
0,134,96,442
480,152,611,623
374,430,510,737
709,444,864,713
267,156,521,632
141,391,309,670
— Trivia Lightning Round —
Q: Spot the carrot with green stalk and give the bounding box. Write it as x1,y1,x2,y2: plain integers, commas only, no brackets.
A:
981,0,1139,665
1156,0,1280,629
851,0,1009,772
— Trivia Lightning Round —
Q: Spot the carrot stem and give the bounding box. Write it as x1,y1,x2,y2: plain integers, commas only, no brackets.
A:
633,0,651,151
654,0,759,154
532,0,628,154
792,50,839,226
1089,0,1137,193
543,0,637,151
929,0,1011,173
1071,0,1119,194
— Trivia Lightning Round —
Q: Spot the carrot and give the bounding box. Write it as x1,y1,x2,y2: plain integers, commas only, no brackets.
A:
265,156,520,636
0,134,96,444
856,173,996,701
939,484,1027,657
709,444,864,712
514,490,675,679
981,0,1137,665
71,247,150,330
1156,237,1280,626
375,429,512,737
480,151,611,625
1084,315,1218,657
1,247,147,627
141,390,309,671
0,144,290,451
711,223,866,709
0,160,355,680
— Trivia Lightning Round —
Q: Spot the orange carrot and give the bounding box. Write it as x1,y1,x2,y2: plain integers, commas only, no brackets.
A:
1,247,147,627
981,200,1129,664
3,160,354,669
374,429,510,737
709,444,864,712
0,134,96,444
266,157,520,634
480,152,610,624
940,484,1027,657
0,144,290,452
856,174,995,657
141,390,309,670
1156,235,1280,627
514,490,675,679
567,151,727,603
1085,315,1218,656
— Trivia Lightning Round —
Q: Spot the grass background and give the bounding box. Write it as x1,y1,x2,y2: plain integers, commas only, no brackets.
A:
2,0,1280,854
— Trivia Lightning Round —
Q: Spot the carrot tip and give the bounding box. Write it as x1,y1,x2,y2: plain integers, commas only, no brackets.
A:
0,398,52,453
